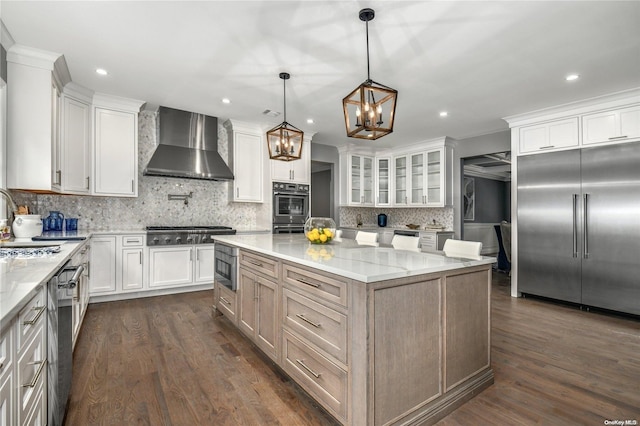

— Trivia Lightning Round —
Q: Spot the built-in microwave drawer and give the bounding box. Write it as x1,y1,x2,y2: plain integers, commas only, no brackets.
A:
240,250,279,280
282,331,347,423
283,288,348,365
282,263,348,308
122,235,144,247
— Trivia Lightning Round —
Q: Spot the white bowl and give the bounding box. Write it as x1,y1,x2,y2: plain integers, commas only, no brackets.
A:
12,214,43,240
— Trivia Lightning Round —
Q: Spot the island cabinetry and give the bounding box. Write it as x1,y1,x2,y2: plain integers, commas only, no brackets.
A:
282,263,348,308
238,251,280,362
215,285,238,324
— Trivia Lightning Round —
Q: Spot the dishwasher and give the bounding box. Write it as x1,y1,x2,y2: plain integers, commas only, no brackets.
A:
47,256,84,426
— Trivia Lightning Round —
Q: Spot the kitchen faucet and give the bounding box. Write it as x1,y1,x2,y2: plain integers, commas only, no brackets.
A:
0,188,19,225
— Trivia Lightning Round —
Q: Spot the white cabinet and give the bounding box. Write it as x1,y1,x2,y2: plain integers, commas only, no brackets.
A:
348,154,374,206
394,148,447,206
582,106,640,145
149,246,194,288
60,84,92,195
519,117,579,153
271,139,311,183
93,94,143,197
194,246,215,284
376,157,392,206
394,155,408,205
226,120,264,202
121,249,144,291
6,45,68,192
89,236,117,294
425,148,446,207
72,243,91,349
0,324,14,426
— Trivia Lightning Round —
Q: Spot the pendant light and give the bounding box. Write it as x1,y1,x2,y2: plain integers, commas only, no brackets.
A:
267,72,304,161
342,8,398,140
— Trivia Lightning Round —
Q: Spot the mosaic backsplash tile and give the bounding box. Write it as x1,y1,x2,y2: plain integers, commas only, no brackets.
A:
339,207,453,230
10,111,271,231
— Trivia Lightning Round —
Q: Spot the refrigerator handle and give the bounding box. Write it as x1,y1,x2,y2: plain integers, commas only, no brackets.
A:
572,194,578,258
583,193,590,259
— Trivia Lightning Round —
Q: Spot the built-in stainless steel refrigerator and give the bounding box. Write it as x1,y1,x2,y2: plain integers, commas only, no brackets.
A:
517,141,640,315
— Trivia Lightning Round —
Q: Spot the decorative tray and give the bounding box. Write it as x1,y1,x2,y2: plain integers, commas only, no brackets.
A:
0,246,62,258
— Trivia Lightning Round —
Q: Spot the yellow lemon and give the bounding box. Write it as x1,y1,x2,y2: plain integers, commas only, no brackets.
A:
324,229,333,238
319,234,327,243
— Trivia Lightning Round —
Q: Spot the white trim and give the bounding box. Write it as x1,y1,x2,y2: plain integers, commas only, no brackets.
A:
6,44,61,70
93,92,144,113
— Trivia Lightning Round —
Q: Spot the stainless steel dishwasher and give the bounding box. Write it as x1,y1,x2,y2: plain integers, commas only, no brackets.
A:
47,257,84,426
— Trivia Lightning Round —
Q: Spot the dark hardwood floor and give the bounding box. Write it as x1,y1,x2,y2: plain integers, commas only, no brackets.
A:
66,273,640,425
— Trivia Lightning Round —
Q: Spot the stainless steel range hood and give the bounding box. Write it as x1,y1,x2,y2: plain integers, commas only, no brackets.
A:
143,106,234,181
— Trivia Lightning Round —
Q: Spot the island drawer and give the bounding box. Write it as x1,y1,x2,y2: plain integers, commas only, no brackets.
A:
282,263,348,308
17,286,46,352
283,289,348,365
240,250,279,280
282,330,347,423
216,282,237,324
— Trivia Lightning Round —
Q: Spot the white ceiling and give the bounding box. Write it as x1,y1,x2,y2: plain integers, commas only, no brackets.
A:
2,1,639,149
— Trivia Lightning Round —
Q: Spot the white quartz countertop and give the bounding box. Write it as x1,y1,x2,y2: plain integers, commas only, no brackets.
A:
0,240,87,329
213,234,495,283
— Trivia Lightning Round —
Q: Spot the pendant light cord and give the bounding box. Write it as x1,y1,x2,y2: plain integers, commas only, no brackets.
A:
365,19,371,81
283,78,287,122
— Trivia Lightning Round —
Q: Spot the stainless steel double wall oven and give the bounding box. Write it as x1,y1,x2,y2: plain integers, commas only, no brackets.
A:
272,181,309,233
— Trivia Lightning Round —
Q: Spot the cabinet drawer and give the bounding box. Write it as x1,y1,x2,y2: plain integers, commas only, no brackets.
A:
282,331,347,423
17,287,46,352
283,263,348,308
283,289,348,365
240,250,279,279
22,380,46,426
121,235,144,246
217,283,237,324
0,325,12,376
17,323,46,424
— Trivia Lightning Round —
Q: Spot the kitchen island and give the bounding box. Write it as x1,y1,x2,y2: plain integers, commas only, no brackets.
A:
212,234,495,426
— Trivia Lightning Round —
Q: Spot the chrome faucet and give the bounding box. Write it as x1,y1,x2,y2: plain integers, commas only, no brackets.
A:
0,188,19,225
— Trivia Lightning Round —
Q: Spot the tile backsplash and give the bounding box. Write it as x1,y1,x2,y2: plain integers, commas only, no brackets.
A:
339,207,453,230
9,111,271,230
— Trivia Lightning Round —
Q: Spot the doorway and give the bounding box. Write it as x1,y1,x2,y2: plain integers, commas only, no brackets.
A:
310,161,334,219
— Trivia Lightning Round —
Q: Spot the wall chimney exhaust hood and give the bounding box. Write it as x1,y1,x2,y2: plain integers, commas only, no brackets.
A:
143,106,234,181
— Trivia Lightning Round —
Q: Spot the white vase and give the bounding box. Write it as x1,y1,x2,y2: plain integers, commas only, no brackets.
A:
12,214,43,240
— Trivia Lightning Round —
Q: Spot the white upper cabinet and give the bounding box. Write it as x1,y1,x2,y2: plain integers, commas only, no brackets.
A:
348,154,374,206
226,120,264,203
93,94,143,197
519,117,579,153
271,137,311,183
60,83,93,195
393,155,408,205
393,147,449,207
6,45,70,192
376,157,392,206
582,106,640,145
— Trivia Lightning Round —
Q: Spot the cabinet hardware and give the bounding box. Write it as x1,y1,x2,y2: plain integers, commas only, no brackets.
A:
220,297,231,305
539,145,555,150
608,135,628,140
190,249,193,262
86,176,90,190
23,305,46,326
572,194,578,257
296,358,321,378
583,193,590,259
0,362,3,370
131,180,135,193
296,278,320,288
246,260,263,267
236,188,240,198
196,250,200,262
296,314,321,328
55,170,62,185
139,251,142,265
22,359,46,388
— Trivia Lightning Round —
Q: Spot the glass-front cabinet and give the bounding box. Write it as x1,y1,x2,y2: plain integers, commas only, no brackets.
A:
426,148,443,206
410,152,425,204
394,155,408,205
349,154,374,206
376,157,391,206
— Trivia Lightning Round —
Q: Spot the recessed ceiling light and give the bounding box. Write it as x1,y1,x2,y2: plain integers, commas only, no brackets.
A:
222,98,231,104
306,119,314,124
439,111,448,117
566,74,580,81
96,68,108,76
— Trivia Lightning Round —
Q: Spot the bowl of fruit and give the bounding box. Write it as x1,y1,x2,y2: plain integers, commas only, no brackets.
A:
304,217,336,245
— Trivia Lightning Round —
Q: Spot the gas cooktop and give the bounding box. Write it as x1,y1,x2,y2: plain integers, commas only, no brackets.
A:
145,225,236,245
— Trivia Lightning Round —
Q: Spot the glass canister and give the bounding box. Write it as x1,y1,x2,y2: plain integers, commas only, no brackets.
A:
48,211,65,231
304,217,337,244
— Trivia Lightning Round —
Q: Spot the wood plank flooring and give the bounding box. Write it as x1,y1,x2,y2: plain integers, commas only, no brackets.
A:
66,273,640,425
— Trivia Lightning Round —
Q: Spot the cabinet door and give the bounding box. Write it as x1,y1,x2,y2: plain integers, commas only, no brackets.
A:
519,118,579,153
194,246,215,284
0,368,13,426
362,156,374,204
89,236,117,294
149,247,193,288
410,152,425,205
394,155,408,205
376,157,391,206
233,132,263,202
583,106,640,145
51,82,62,191
256,276,278,359
349,155,362,204
426,148,443,206
94,108,137,196
238,269,257,337
290,142,310,183
122,248,144,291
271,160,293,182
61,96,91,194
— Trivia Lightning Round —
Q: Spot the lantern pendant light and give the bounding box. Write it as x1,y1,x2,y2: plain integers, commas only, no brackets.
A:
267,72,304,161
342,8,398,140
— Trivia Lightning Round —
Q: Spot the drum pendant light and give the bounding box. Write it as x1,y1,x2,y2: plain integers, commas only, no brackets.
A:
342,8,398,140
267,72,304,161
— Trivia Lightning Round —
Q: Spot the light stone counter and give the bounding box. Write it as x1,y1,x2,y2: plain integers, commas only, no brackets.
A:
0,240,87,329
212,233,494,283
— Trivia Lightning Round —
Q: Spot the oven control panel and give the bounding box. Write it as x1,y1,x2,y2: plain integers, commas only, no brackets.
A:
273,182,309,193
